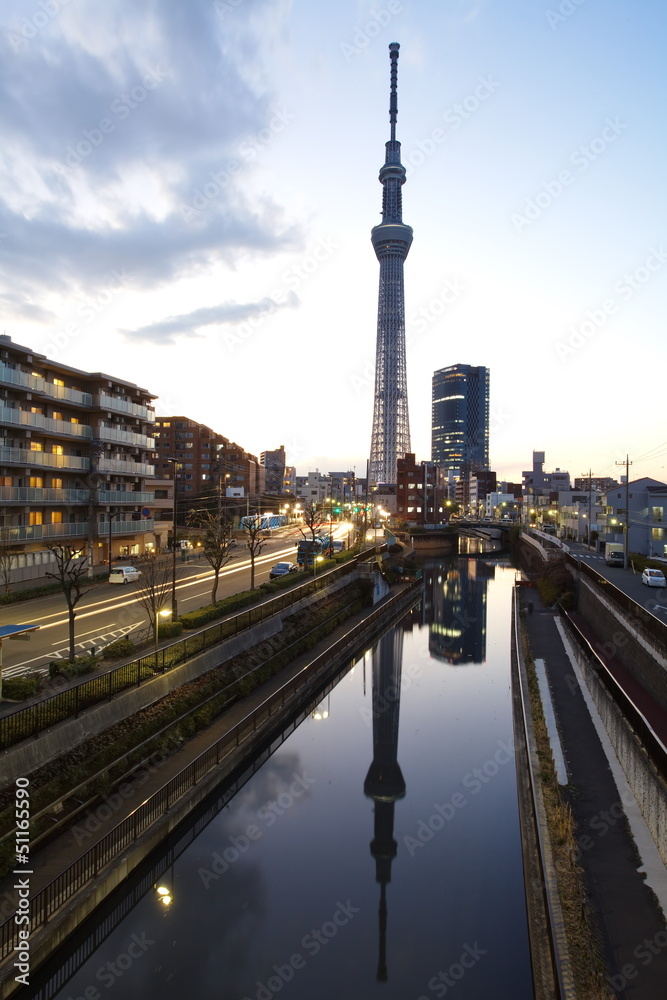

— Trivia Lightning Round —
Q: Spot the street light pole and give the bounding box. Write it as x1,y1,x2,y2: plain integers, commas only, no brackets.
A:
167,459,179,620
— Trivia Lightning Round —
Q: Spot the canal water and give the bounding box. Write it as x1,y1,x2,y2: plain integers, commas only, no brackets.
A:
38,552,533,1000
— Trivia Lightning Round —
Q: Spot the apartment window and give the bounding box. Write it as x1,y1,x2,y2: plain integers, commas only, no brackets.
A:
52,444,63,455
51,511,63,523
30,441,43,452
652,507,663,523
184,442,193,449
52,411,63,421
652,528,664,540
51,477,62,488
29,512,43,525
70,417,80,425
30,406,44,415
29,476,43,488
161,422,171,428
53,378,65,387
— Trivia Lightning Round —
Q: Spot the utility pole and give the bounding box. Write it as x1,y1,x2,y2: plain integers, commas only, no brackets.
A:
615,455,633,568
581,469,594,549
87,439,102,578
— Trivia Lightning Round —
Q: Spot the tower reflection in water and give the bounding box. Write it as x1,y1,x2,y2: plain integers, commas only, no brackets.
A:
363,627,406,982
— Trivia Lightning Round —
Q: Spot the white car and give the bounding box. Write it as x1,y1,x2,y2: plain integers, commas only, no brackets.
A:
641,568,666,588
109,565,141,584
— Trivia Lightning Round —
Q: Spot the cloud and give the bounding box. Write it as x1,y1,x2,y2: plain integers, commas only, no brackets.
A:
0,0,301,311
125,292,299,344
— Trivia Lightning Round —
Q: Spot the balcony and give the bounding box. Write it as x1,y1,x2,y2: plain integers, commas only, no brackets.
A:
96,425,155,450
98,491,154,504
2,519,155,543
0,406,92,439
98,457,155,477
0,448,90,471
95,393,155,422
0,365,92,406
0,486,88,504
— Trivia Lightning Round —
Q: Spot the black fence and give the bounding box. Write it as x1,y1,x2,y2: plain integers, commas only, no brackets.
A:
565,555,667,652
0,577,422,964
560,609,667,784
0,550,381,752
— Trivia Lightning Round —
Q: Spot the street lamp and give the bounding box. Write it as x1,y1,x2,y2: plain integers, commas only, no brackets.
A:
166,459,180,621
154,608,171,669
313,554,323,577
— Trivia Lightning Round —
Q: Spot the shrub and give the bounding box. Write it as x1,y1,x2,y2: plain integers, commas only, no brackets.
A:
1,676,39,700
49,654,100,680
157,621,183,639
103,637,135,659
388,543,403,554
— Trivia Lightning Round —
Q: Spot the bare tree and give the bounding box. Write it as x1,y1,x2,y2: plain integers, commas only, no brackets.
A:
243,512,266,590
299,499,328,542
45,545,90,662
133,554,174,641
187,507,235,603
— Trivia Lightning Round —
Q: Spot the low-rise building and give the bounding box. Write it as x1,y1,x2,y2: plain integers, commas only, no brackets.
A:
396,454,446,525
599,477,667,558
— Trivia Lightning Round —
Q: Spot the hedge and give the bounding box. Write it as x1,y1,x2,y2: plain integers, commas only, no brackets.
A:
1,676,39,700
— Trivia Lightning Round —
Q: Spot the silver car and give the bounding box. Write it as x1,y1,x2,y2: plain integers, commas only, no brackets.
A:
269,561,297,579
641,568,666,588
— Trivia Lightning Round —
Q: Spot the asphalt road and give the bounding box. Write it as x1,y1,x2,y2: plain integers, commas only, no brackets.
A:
0,527,335,678
562,539,667,623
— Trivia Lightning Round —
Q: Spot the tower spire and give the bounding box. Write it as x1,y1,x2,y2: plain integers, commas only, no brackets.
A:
369,43,412,487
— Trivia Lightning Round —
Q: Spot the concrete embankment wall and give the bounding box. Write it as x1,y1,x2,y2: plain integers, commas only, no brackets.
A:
1,572,358,783
562,619,667,867
577,578,667,712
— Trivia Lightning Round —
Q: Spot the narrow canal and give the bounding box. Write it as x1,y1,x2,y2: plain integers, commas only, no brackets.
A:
33,552,534,1000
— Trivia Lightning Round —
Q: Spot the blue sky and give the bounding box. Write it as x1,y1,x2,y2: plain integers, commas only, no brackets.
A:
1,0,665,484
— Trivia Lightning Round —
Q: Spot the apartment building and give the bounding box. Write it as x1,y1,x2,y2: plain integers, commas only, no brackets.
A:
154,417,265,504
396,454,447,525
0,335,156,581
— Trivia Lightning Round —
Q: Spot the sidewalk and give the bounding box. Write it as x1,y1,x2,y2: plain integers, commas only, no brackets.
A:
523,589,667,999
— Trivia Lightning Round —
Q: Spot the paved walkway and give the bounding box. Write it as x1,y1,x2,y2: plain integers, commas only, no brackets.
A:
523,587,667,1000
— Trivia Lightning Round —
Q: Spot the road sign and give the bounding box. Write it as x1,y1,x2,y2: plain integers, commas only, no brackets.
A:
141,507,151,517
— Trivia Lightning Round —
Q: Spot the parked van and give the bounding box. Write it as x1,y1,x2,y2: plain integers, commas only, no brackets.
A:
109,566,141,584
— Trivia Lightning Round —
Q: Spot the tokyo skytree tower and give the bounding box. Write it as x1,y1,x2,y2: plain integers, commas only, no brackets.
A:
368,42,413,487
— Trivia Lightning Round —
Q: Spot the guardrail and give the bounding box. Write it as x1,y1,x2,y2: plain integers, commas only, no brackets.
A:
0,549,381,752
560,608,667,784
565,555,667,651
0,577,421,965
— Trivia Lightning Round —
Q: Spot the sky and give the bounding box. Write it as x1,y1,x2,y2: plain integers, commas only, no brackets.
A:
1,0,666,485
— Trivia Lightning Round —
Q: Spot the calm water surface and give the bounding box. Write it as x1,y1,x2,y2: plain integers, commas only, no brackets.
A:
45,555,532,1000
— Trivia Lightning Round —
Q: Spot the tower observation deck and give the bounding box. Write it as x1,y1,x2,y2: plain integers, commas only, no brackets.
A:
368,42,413,488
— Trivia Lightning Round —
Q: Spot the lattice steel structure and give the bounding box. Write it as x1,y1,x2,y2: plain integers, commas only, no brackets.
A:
369,42,413,488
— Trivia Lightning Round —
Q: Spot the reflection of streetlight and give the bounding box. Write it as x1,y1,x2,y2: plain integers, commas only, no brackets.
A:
154,608,171,669
312,694,330,720
155,883,173,907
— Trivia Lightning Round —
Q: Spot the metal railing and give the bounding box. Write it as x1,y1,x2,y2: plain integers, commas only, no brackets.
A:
0,575,420,964
560,608,667,784
566,555,667,651
0,550,379,751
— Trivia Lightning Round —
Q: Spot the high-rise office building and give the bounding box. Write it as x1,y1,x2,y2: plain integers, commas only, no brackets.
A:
368,43,412,487
431,364,490,474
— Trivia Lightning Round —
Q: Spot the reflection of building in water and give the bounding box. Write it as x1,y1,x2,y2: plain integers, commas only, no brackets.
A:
364,628,406,982
422,558,495,664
